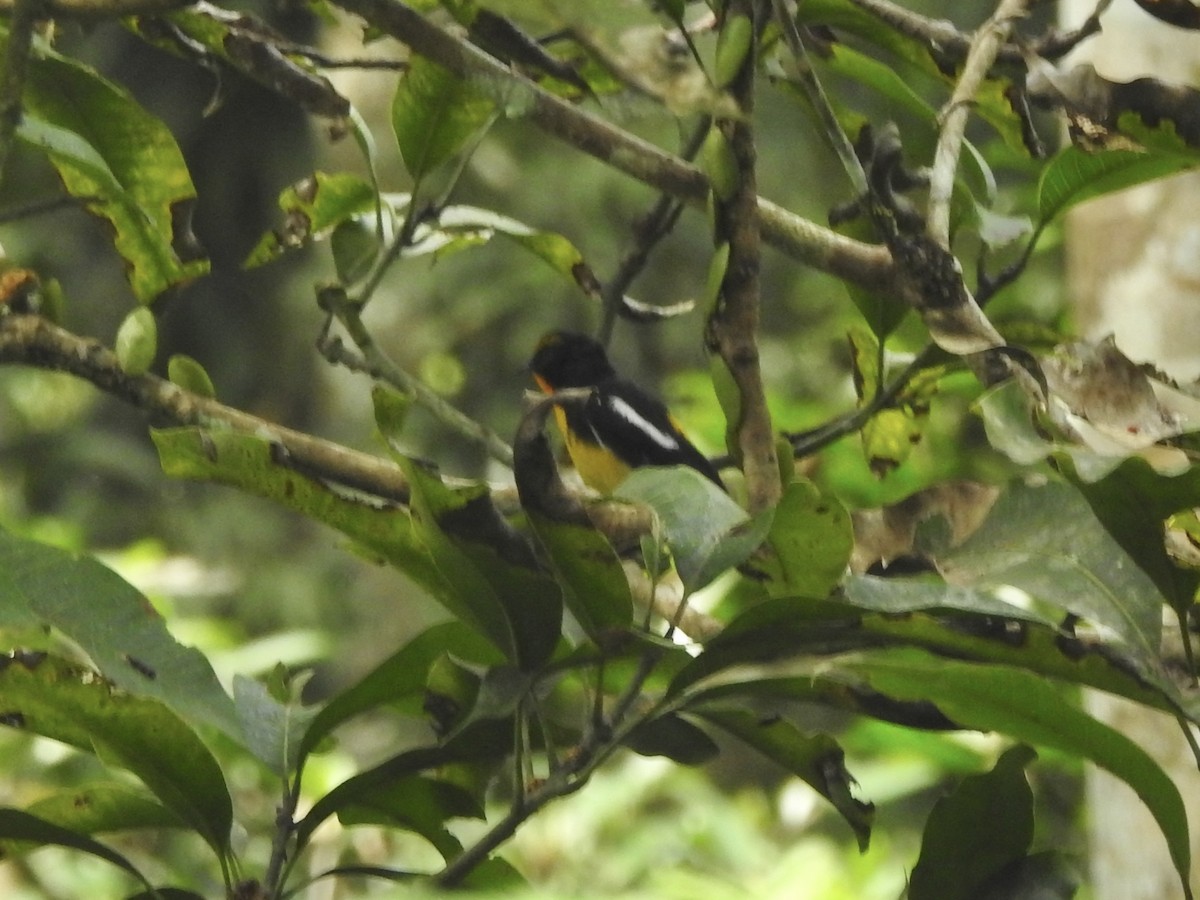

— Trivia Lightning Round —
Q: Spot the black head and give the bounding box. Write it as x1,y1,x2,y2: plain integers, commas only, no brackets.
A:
529,330,616,389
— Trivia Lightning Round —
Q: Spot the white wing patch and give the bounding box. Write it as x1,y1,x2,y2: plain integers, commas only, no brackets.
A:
607,395,680,451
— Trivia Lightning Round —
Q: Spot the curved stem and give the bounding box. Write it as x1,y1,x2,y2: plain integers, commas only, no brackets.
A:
926,0,1029,246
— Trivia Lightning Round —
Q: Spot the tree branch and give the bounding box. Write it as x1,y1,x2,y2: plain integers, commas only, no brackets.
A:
844,0,1108,64
926,0,1030,246
707,1,780,514
325,0,893,291
0,313,416,504
0,0,193,17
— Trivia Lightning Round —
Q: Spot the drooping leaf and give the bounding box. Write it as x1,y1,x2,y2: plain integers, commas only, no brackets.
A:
337,775,482,860
933,478,1167,660
615,466,771,593
9,783,185,854
0,651,232,858
909,745,1036,900
293,722,511,848
624,713,719,765
392,56,496,179
1063,455,1200,615
524,508,634,639
839,649,1192,898
0,808,155,890
400,459,562,669
13,38,208,303
0,525,242,745
700,709,874,850
151,427,447,600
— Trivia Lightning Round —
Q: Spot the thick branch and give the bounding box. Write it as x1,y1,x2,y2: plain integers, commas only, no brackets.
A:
0,0,192,17
0,313,416,504
707,2,780,514
326,0,893,291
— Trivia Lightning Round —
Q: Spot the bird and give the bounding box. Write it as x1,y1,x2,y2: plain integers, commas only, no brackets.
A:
528,330,724,494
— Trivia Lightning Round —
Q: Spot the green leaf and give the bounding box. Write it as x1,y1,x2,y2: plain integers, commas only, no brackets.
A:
166,354,216,399
714,13,753,87
757,478,853,598
615,466,770,593
0,525,242,745
418,204,603,300
845,650,1193,898
392,56,496,179
299,622,500,764
699,709,874,850
524,508,634,639
294,725,510,848
1062,455,1200,613
337,775,482,860
15,43,208,303
400,459,562,668
1037,146,1195,227
244,172,381,267
701,126,739,202
151,427,447,600
909,745,1036,900
17,783,184,846
934,479,1167,660
0,808,154,890
624,713,719,765
232,674,320,775
114,308,157,376
0,652,232,857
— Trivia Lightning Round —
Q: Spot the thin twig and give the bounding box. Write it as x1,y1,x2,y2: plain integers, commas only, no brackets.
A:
263,776,301,899
771,0,867,195
844,0,1108,64
926,0,1030,247
325,0,894,291
598,118,709,343
0,0,40,187
318,300,515,468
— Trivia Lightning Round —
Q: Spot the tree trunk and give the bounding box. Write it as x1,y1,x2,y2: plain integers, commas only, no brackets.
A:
1059,2,1200,897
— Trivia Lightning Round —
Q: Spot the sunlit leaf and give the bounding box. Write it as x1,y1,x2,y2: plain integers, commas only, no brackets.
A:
392,56,495,179
13,39,208,303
